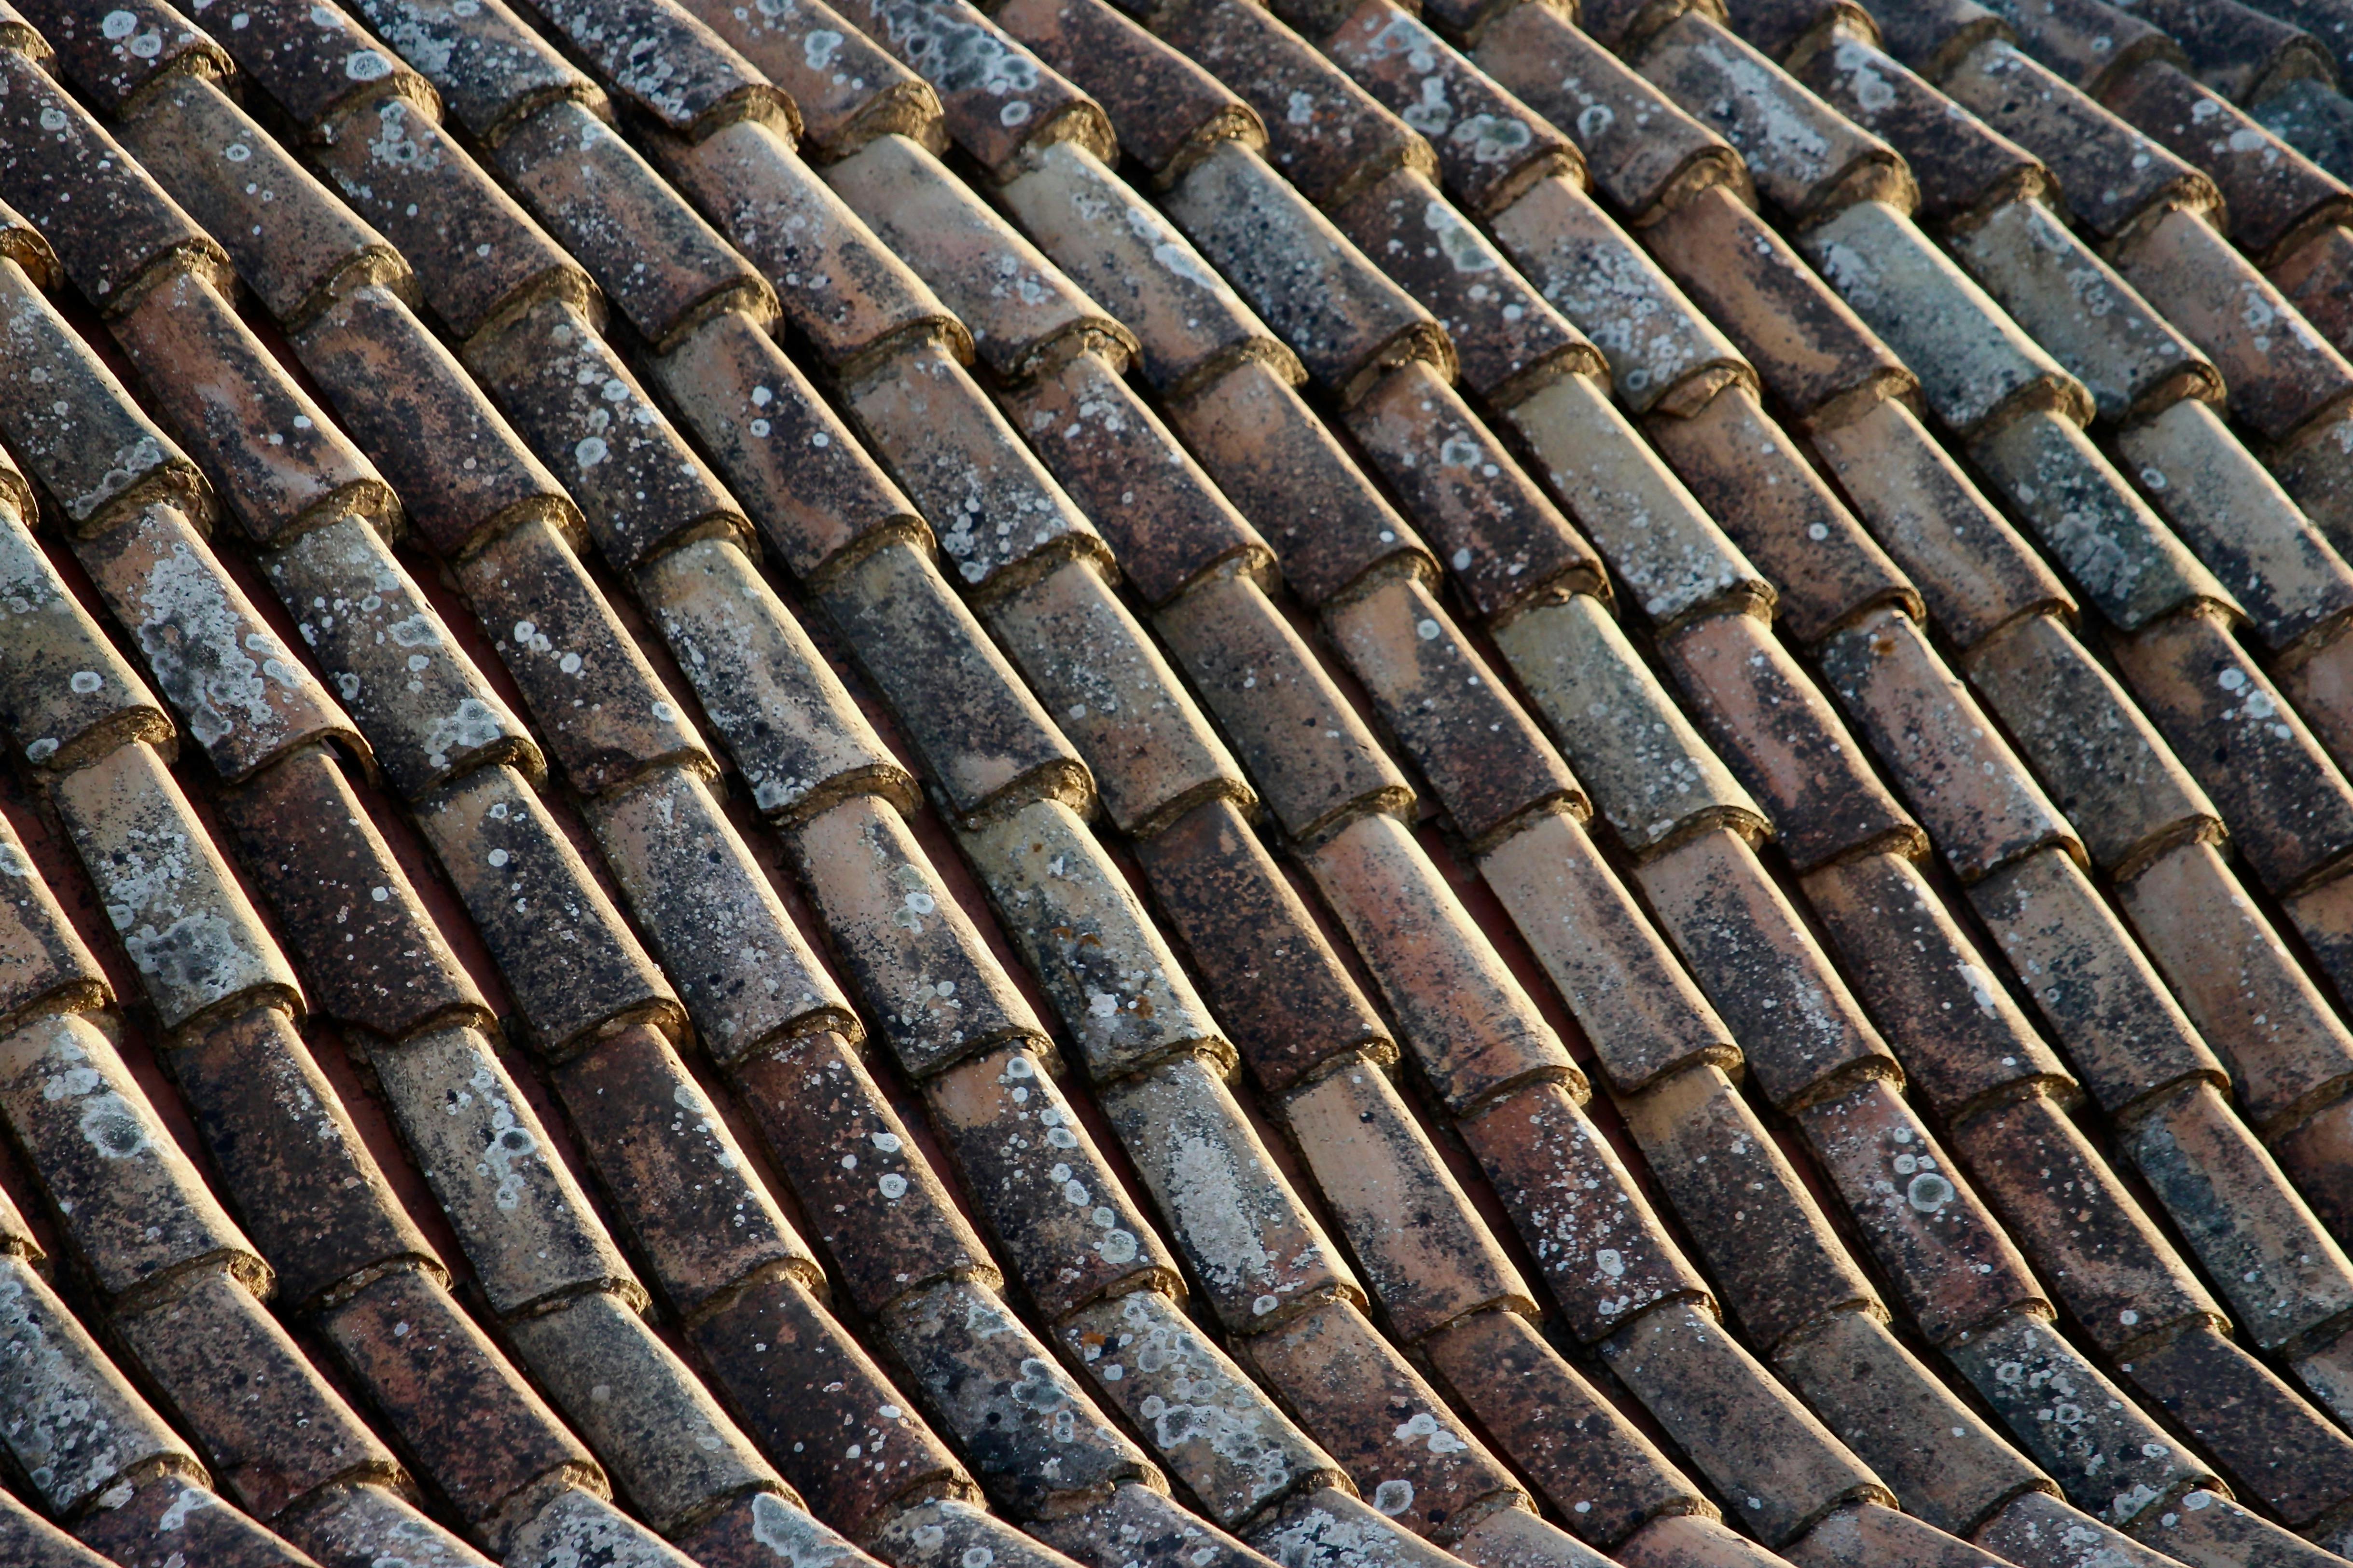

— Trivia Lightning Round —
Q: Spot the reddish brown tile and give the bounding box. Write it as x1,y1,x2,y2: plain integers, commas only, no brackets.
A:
727,1027,997,1314
827,0,1109,175
1799,851,2073,1117
115,73,405,330
1326,571,1584,850
1795,1076,2045,1345
114,1263,400,1518
1165,142,1451,404
2120,1317,2353,1527
76,1469,315,1568
1799,27,2047,228
783,794,1050,1077
19,0,227,116
1634,826,1898,1106
531,0,788,138
111,267,397,545
52,740,305,1032
817,538,1089,822
0,508,173,772
1662,607,1924,871
1000,351,1271,607
0,806,108,1029
168,1001,436,1308
339,0,596,142
1131,797,1393,1095
655,117,966,373
217,744,488,1041
1458,1080,1706,1342
1622,1062,1880,1351
264,517,540,800
1491,592,1767,854
198,0,430,130
668,0,938,161
2110,62,2353,266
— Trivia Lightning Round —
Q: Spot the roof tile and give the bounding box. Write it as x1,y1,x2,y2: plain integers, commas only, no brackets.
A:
1241,1297,1519,1538
0,1005,264,1294
1102,1052,1356,1324
344,0,600,141
1941,197,2219,423
1939,42,2222,241
1479,809,1733,1093
984,557,1249,836
206,0,433,131
1811,396,2069,649
782,793,1050,1074
1597,1298,1887,1544
1771,1312,2042,1536
2112,60,2353,263
282,1482,499,1567
77,500,359,780
1646,190,1913,428
2118,837,2353,1127
0,50,230,309
1801,198,2091,434
1324,1,1581,216
214,743,489,1039
1325,571,1584,850
830,0,1111,173
588,764,856,1055
1332,170,1602,404
52,738,304,1029
111,267,397,543
501,1287,784,1534
550,1022,819,1314
1000,352,1269,606
2119,1319,2353,1524
1663,607,1923,870
116,73,409,328
495,98,776,349
13,0,228,116
0,806,109,1027
319,1264,599,1528
687,1271,968,1533
2122,397,2353,650
1970,409,2232,629
0,507,174,772
1800,26,2049,225
503,1487,705,1568
636,538,909,818
1491,592,1768,853
817,538,1089,818
1818,605,2077,878
1799,850,2071,1113
1449,1081,1713,1335
168,1001,437,1307
669,0,939,160
875,1274,1156,1509
1489,176,1751,414
2111,601,2353,888
648,307,921,582
1974,0,2183,93
1305,812,1576,1113
0,1249,200,1512
466,296,749,568
112,1262,401,1517
960,801,1229,1078
1634,825,1898,1104
529,0,789,138
312,92,595,343
1030,1481,1273,1568
364,1020,639,1313
263,515,540,796
1966,846,2228,1109
1166,143,1451,402
1284,1056,1528,1337
997,0,1258,184
1130,797,1394,1094
1474,7,1750,222
73,1468,316,1567
1638,13,1918,220
1623,1062,1879,1350
657,117,966,369
418,762,683,1052
1644,388,1919,643
724,1027,997,1312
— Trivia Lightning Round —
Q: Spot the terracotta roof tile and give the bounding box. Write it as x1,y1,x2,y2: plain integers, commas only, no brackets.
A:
0,502,175,772
826,0,1110,173
343,0,603,141
530,0,792,137
669,0,940,160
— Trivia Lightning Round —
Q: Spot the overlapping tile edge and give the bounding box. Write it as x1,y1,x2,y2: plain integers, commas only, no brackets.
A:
0,6,2353,1568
